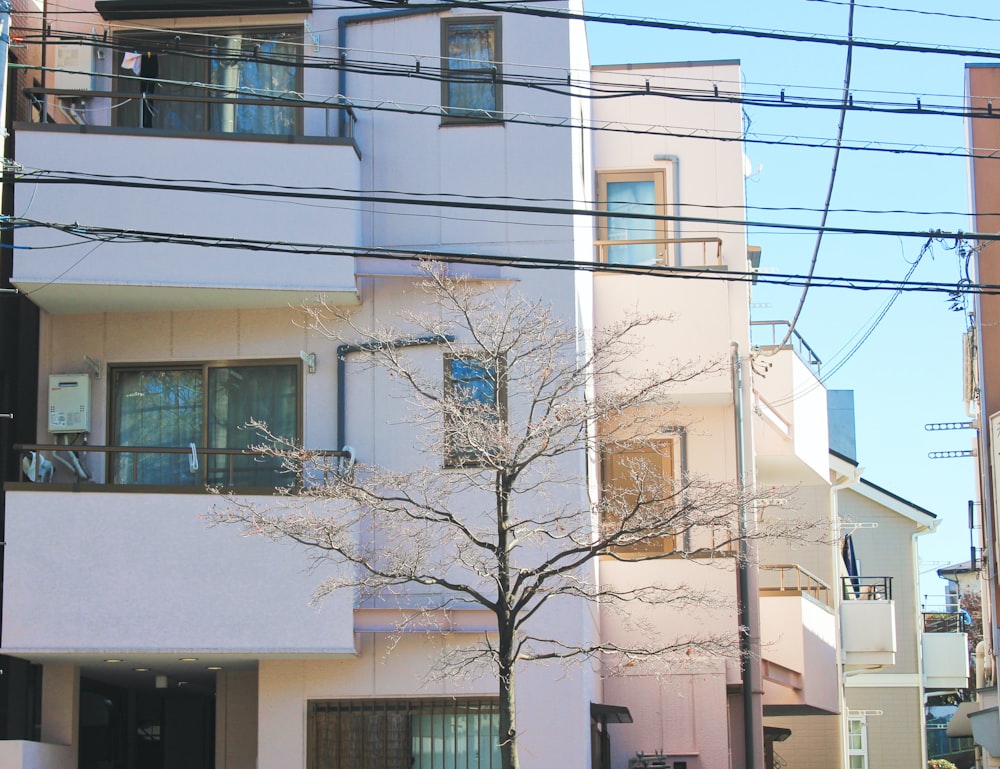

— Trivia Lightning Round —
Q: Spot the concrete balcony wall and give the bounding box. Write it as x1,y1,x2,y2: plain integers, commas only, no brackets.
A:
600,557,741,682
840,600,897,667
0,741,76,769
753,348,829,484
2,491,356,655
593,274,742,406
923,632,971,689
759,592,839,714
12,128,360,313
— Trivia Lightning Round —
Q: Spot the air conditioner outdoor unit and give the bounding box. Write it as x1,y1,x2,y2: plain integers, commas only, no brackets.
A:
629,758,670,769
628,754,696,769
53,44,95,91
48,374,91,433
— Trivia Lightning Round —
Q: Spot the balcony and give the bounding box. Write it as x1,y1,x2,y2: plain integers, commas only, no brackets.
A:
3,448,358,657
13,443,350,491
759,564,839,715
840,576,897,668
12,87,361,314
592,236,744,407
922,611,971,690
751,322,829,484
593,236,724,269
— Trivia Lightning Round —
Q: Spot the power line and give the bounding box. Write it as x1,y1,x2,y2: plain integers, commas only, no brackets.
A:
331,0,1000,61
778,0,856,349
16,162,985,219
16,163,992,224
24,14,988,105
22,33,987,120
8,170,988,242
804,0,1000,25
16,61,999,163
8,217,992,295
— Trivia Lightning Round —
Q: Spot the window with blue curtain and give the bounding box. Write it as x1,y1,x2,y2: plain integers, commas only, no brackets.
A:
442,18,501,121
597,170,668,266
444,356,504,467
116,27,300,134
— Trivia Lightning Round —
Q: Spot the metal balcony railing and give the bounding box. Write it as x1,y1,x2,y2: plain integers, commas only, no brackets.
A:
750,321,822,376
21,86,358,141
841,575,892,601
13,443,350,493
922,611,968,634
760,563,832,608
594,236,724,268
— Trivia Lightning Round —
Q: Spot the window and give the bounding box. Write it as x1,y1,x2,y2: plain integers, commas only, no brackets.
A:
441,17,501,122
444,355,505,467
110,361,299,488
115,27,301,134
308,698,501,769
600,442,676,555
847,716,869,769
596,170,668,266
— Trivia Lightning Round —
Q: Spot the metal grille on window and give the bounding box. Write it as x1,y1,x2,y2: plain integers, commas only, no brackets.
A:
309,699,501,769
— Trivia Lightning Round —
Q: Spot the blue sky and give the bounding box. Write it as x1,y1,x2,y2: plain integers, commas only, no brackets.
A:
585,1,987,598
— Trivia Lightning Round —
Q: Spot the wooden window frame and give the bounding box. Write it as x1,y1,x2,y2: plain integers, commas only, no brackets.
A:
595,169,669,265
600,439,678,556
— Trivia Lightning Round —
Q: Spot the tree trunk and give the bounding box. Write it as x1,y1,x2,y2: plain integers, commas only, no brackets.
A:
498,634,519,769
496,473,519,769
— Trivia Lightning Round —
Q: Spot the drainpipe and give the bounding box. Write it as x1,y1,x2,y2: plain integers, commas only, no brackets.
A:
336,334,454,451
652,154,682,266
732,341,764,769
337,6,447,138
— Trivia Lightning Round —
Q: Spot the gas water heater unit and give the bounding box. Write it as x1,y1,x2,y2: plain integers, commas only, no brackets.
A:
48,374,91,434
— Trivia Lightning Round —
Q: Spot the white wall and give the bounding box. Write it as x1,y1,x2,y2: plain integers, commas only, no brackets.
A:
13,131,360,312
3,491,356,653
257,633,595,769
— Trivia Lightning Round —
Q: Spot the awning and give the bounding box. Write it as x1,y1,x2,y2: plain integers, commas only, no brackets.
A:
764,726,792,743
591,702,634,725
95,0,311,21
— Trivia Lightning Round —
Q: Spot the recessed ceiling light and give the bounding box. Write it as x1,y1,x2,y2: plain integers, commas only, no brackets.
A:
178,657,198,662
206,666,223,671
178,681,190,686
133,667,150,672
104,659,123,663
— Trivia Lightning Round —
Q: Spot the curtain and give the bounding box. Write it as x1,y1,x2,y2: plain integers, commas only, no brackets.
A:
112,364,296,488
605,179,659,266
211,32,298,135
445,22,497,116
412,709,500,769
310,700,499,769
117,29,298,134
112,368,203,485
207,364,297,487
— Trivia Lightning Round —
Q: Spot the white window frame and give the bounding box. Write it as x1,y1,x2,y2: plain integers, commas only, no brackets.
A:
847,715,869,769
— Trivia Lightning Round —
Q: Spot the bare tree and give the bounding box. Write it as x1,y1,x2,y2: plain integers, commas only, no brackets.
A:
214,263,795,769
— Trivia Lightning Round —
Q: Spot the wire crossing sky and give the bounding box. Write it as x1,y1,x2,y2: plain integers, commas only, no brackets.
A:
583,0,983,595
